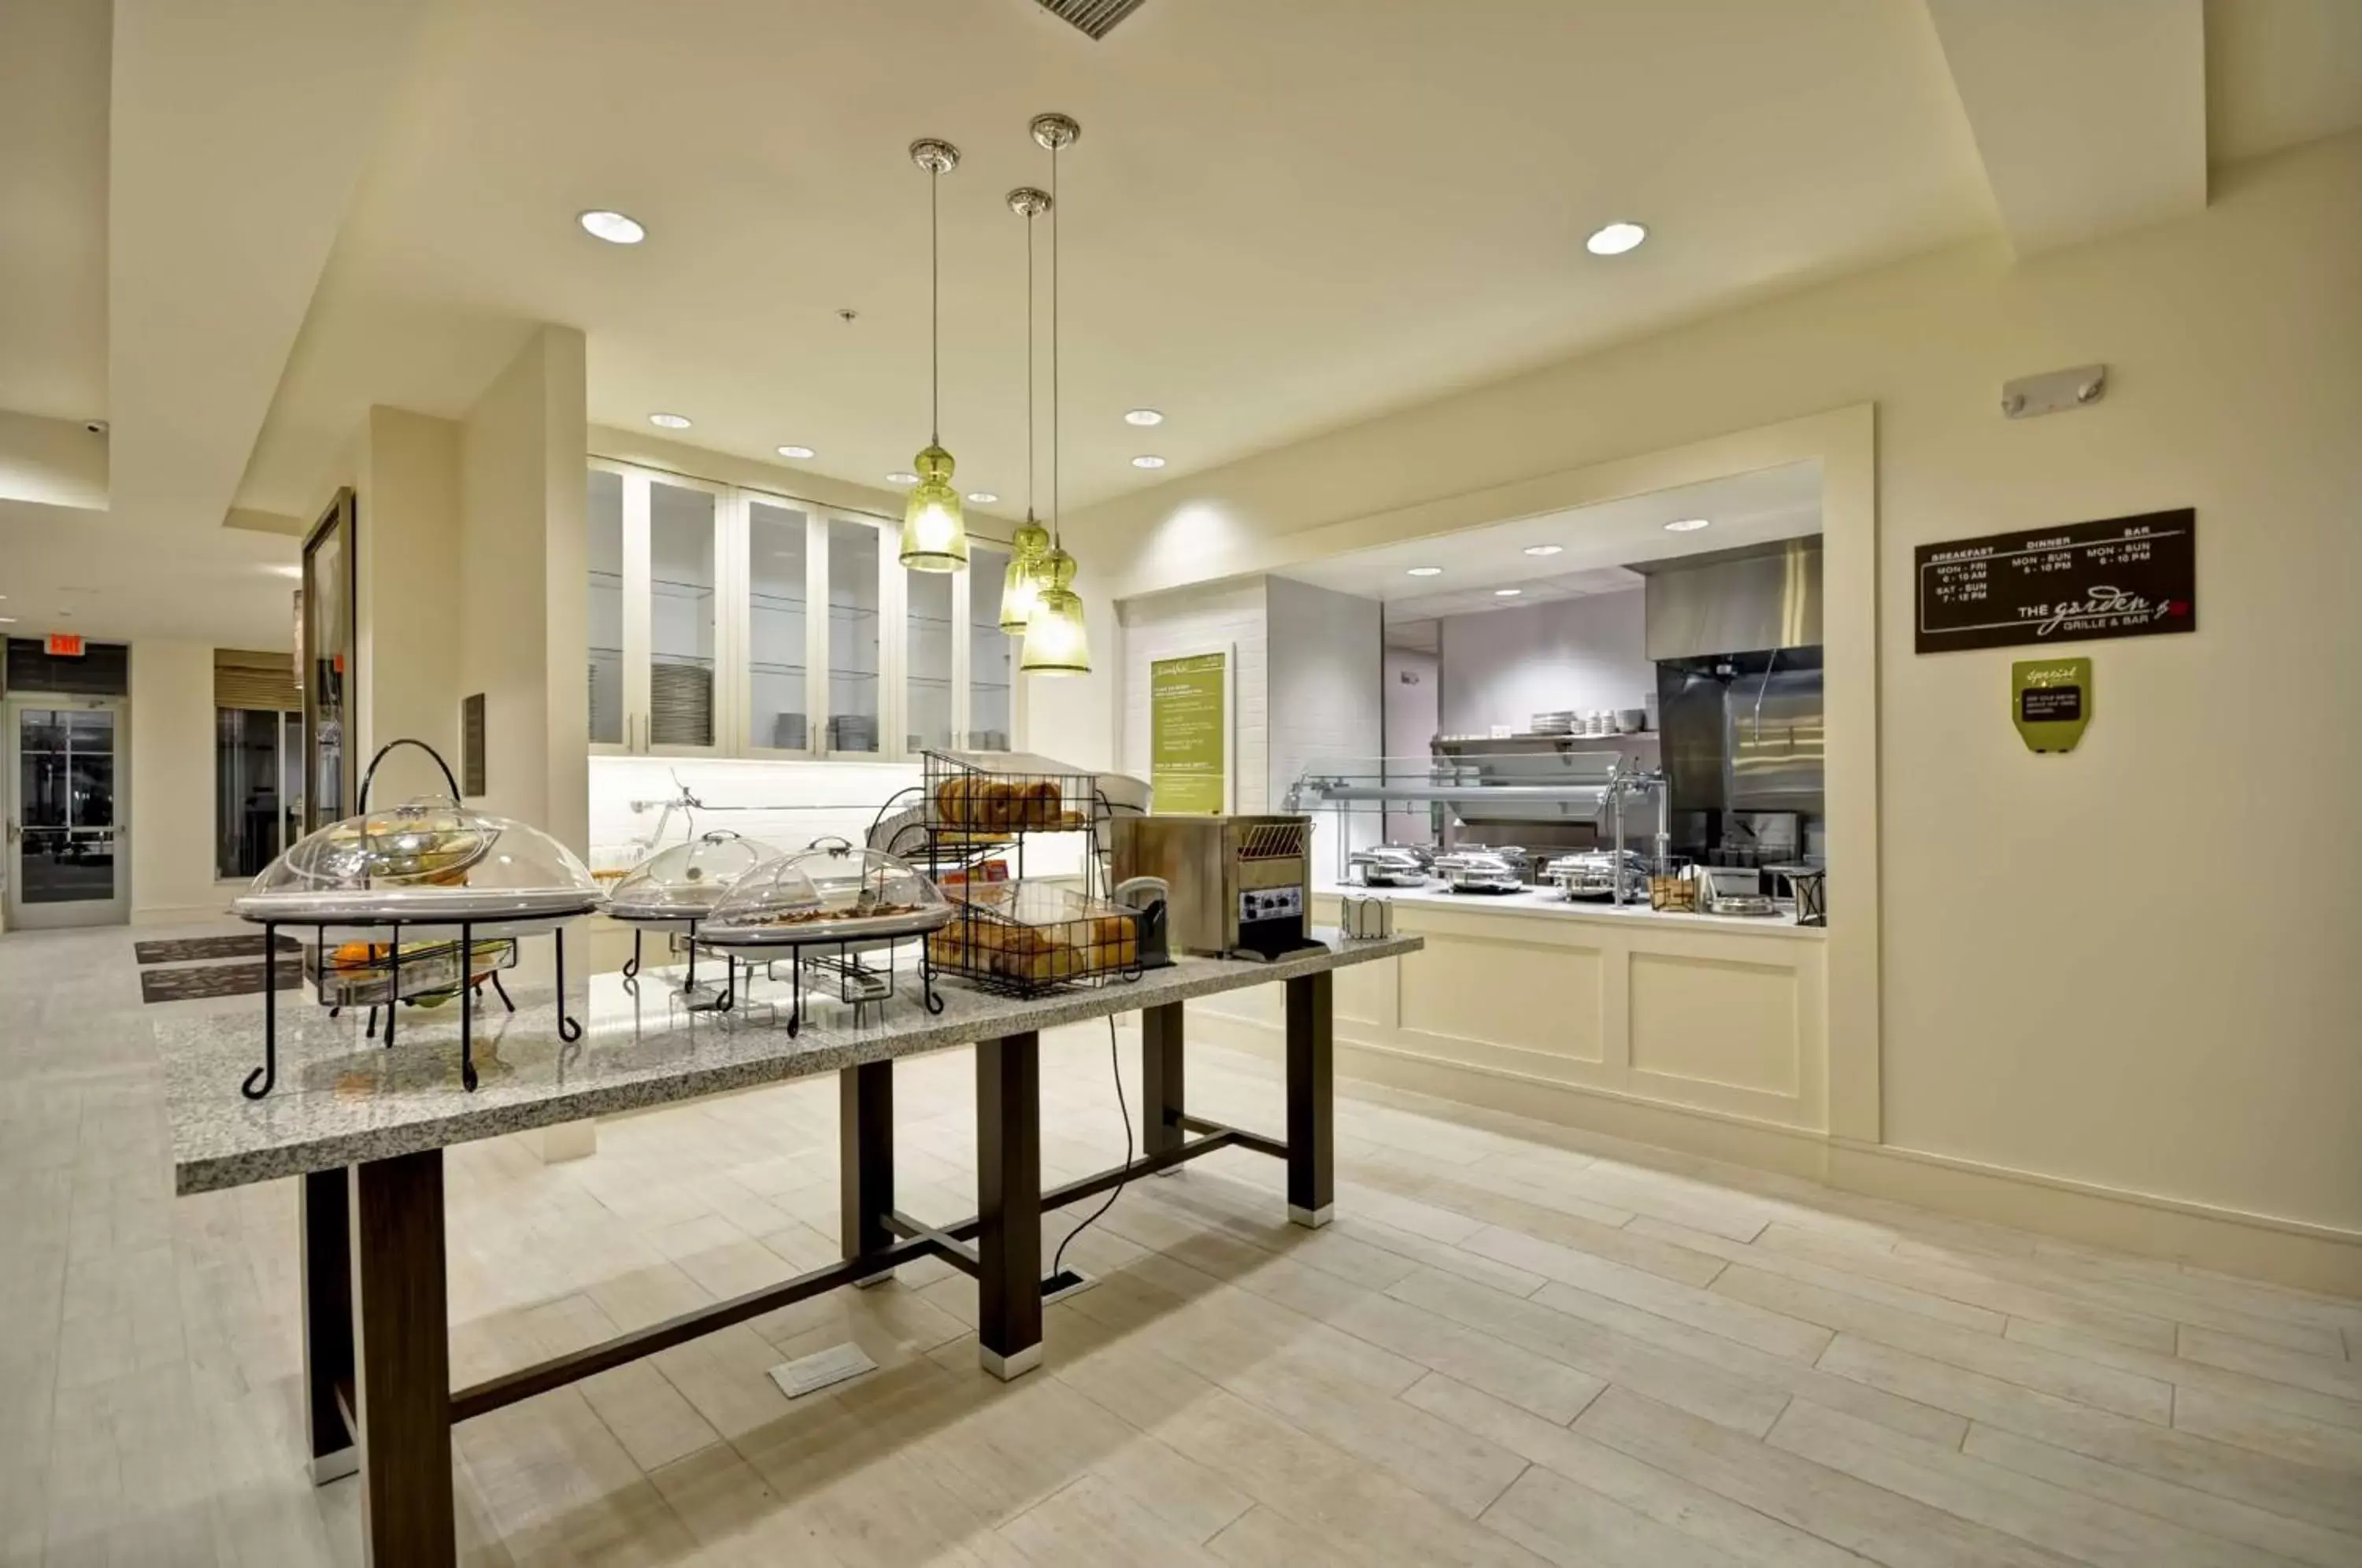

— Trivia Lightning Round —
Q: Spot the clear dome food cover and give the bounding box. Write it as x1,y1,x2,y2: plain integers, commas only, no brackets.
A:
699,838,951,945
233,794,599,926
605,830,779,921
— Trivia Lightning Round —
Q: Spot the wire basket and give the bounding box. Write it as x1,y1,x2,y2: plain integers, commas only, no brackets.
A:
920,751,1101,837
927,880,1142,997
1648,874,1699,913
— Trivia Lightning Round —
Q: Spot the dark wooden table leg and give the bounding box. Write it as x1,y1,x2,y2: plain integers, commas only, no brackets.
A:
300,1168,356,1483
1142,1000,1186,1170
1286,971,1335,1229
840,1060,895,1287
976,1030,1042,1381
350,1149,455,1566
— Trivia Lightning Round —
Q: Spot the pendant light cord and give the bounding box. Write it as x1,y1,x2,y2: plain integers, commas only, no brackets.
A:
930,166,941,446
1050,142,1061,548
1026,209,1036,520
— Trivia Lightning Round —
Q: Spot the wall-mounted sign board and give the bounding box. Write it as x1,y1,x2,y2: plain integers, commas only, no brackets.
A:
1150,650,1230,815
1915,508,2194,654
2013,657,2090,753
46,633,84,658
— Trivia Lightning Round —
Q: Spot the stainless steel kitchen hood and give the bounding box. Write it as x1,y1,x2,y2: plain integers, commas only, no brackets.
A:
1633,538,1822,661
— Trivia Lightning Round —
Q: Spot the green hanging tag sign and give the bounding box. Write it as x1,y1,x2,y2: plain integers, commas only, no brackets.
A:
2013,656,2091,753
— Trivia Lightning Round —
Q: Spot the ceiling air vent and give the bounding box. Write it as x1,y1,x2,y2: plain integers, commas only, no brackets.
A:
1035,0,1149,40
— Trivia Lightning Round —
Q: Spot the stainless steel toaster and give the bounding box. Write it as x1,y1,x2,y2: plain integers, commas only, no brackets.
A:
1108,815,1316,960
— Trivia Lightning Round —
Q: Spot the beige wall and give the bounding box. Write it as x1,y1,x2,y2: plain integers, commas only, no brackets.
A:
1057,133,2362,1253
354,406,461,800
460,326,588,853
128,638,220,922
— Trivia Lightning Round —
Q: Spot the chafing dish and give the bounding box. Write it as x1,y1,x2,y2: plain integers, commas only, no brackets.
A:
1542,849,1649,902
1696,865,1779,917
1348,844,1431,887
1434,848,1528,894
604,829,779,924
699,839,953,947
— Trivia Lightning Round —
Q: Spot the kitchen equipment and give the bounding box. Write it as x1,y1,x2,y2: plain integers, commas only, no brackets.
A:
1615,708,1648,734
1109,814,1317,960
1543,849,1649,902
1112,875,1172,968
1348,844,1431,887
1696,864,1778,917
1434,848,1527,894
1340,893,1394,938
699,838,953,947
604,830,779,923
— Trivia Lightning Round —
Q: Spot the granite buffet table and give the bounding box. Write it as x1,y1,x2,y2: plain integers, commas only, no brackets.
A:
158,929,1421,1566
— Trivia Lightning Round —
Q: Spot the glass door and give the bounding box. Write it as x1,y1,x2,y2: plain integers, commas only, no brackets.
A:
6,697,129,928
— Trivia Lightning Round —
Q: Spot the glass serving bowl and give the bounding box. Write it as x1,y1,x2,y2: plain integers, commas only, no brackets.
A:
232,795,600,930
698,838,953,946
603,830,779,922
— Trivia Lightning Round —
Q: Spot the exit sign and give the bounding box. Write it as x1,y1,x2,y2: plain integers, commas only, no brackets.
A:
46,633,84,657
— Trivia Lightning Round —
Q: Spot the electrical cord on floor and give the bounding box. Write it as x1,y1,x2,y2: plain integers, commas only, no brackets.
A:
1050,1014,1132,1282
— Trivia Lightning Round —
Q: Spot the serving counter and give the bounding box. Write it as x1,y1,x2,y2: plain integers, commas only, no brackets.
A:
158,930,1418,1566
1192,885,1830,1146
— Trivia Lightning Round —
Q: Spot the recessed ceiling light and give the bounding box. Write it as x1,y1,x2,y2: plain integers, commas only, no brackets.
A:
1522,544,1563,557
776,444,815,460
966,492,998,505
268,564,302,579
1586,221,1647,256
886,471,919,485
648,412,692,430
1124,409,1164,427
579,209,646,245
0,616,14,624
1494,588,1523,597
1131,454,1167,469
1664,517,1711,533
1405,567,1443,578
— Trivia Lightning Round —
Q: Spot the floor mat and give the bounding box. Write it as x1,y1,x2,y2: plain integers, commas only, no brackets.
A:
140,961,301,1004
134,934,298,965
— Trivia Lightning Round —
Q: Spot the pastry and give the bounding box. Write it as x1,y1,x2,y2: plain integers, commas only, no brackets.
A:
980,780,1020,829
1020,780,1061,827
935,775,976,827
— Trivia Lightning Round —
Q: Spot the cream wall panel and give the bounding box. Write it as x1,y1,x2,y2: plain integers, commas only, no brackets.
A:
128,640,222,922
1400,932,1605,1069
1628,952,1799,1097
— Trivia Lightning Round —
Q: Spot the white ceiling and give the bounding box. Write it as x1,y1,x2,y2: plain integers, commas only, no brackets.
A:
2,0,2357,648
1282,462,1821,618
234,0,2004,518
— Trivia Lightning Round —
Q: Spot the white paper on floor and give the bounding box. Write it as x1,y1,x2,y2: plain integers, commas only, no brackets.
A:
768,1341,877,1399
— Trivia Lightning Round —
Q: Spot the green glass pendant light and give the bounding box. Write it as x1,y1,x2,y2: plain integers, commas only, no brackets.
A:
1019,113,1091,677
899,138,968,573
999,184,1053,632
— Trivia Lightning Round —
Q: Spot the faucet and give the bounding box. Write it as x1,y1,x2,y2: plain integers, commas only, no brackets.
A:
1607,767,1669,906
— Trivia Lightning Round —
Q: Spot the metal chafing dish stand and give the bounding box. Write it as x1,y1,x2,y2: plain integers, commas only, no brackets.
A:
693,839,955,1032
230,739,598,1096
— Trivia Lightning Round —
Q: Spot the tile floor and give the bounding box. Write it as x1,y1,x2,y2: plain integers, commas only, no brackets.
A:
2,920,2358,1566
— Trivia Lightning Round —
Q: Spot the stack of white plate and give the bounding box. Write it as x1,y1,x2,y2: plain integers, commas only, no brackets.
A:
1531,710,1576,735
650,661,714,746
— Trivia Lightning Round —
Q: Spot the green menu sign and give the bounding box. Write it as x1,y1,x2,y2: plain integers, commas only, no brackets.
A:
1151,651,1228,814
2013,656,2091,753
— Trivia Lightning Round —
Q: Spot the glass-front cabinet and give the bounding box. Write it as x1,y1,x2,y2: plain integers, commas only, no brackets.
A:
589,457,1013,763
